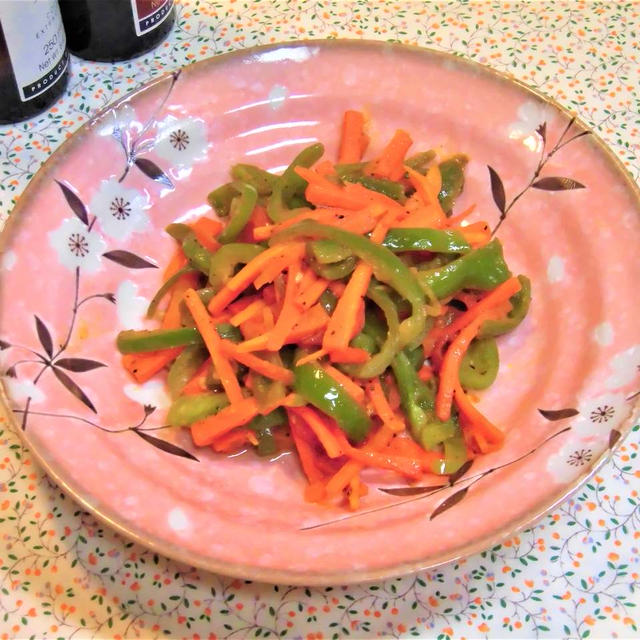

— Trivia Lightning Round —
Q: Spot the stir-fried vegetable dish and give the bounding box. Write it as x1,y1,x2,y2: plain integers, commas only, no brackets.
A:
116,110,531,510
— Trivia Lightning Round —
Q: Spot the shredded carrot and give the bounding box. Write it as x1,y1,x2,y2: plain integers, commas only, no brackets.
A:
454,220,491,247
347,475,361,510
229,299,266,327
183,288,244,404
321,364,366,404
338,110,368,163
454,381,505,452
328,346,370,364
366,378,404,432
404,165,447,226
211,428,258,453
122,349,182,384
267,260,303,351
298,277,328,310
435,313,488,422
219,339,294,384
181,358,212,395
162,271,199,330
207,242,305,315
291,407,344,459
368,129,413,181
288,410,326,484
163,247,188,280
191,397,258,447
295,348,327,366
190,216,222,252
447,203,476,226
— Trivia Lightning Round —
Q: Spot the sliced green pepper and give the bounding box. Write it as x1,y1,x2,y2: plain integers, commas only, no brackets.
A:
405,150,436,174
208,243,264,290
267,143,324,222
479,275,531,337
216,322,242,343
167,345,208,399
383,228,470,254
167,392,229,427
146,266,199,319
438,435,468,474
343,284,400,379
182,232,214,275
416,239,511,300
318,289,338,314
271,221,427,349
247,407,287,457
344,174,406,202
294,362,371,443
459,337,499,390
309,255,357,280
217,182,258,244
307,240,353,264
231,163,278,195
438,154,468,214
117,327,203,354
207,182,237,217
165,222,193,242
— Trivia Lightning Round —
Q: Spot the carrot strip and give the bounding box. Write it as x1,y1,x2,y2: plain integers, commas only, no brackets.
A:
404,165,447,226
190,217,222,252
122,349,181,384
434,276,522,351
435,313,488,422
338,110,368,163
162,271,200,329
298,277,328,310
291,407,344,459
267,260,303,351
257,392,301,417
454,381,505,451
328,346,370,364
447,203,476,226
347,475,361,510
207,242,306,315
211,428,257,453
183,288,244,404
229,299,266,327
366,378,404,432
288,411,326,484
190,397,258,447
219,340,294,384
322,364,366,404
454,220,491,248
181,358,212,395
163,247,188,280
368,129,413,181
295,348,327,366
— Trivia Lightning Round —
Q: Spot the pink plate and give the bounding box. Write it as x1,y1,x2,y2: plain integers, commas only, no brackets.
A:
0,41,638,585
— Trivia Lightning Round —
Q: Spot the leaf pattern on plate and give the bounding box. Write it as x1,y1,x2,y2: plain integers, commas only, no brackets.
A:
0,339,10,350
538,407,580,421
487,165,506,213
532,176,586,190
430,486,469,520
133,429,199,461
34,316,53,358
447,459,474,485
54,358,107,372
103,250,158,269
378,485,446,497
55,180,89,226
52,367,97,413
134,158,174,189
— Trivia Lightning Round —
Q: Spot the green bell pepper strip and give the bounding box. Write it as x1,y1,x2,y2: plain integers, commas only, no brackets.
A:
167,392,229,427
438,154,468,214
309,255,357,280
479,275,531,337
334,162,367,178
165,222,193,242
391,350,460,453
294,362,371,443
350,331,377,355
267,143,325,222
196,287,216,306
307,239,353,264
146,266,199,319
215,322,242,343
247,407,287,457
382,228,470,254
416,239,511,300
208,243,264,290
459,337,499,390
319,289,338,314
342,284,400,379
207,182,237,217
217,182,258,244
167,345,209,399
117,327,203,354
231,163,278,195
271,221,427,350
405,150,436,174
437,435,468,474
182,232,214,275
344,174,406,203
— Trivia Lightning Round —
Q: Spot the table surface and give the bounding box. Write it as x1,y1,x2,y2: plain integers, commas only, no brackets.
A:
0,1,639,638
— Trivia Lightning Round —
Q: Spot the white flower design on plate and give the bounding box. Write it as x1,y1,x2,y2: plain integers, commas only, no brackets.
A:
48,217,107,273
90,178,150,241
123,379,171,410
153,116,208,169
2,378,46,406
605,344,640,390
508,101,550,153
546,392,631,483
115,280,149,330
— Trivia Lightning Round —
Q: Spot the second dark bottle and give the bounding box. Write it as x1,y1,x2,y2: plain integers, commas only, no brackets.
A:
58,0,175,62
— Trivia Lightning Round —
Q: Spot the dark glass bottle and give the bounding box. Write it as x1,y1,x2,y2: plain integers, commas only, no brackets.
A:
58,0,174,62
0,1,69,125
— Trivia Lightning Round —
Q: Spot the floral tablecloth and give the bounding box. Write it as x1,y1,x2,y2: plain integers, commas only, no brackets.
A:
0,1,638,638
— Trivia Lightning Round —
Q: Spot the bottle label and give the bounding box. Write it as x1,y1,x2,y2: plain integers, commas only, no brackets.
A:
131,0,174,37
0,0,68,102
